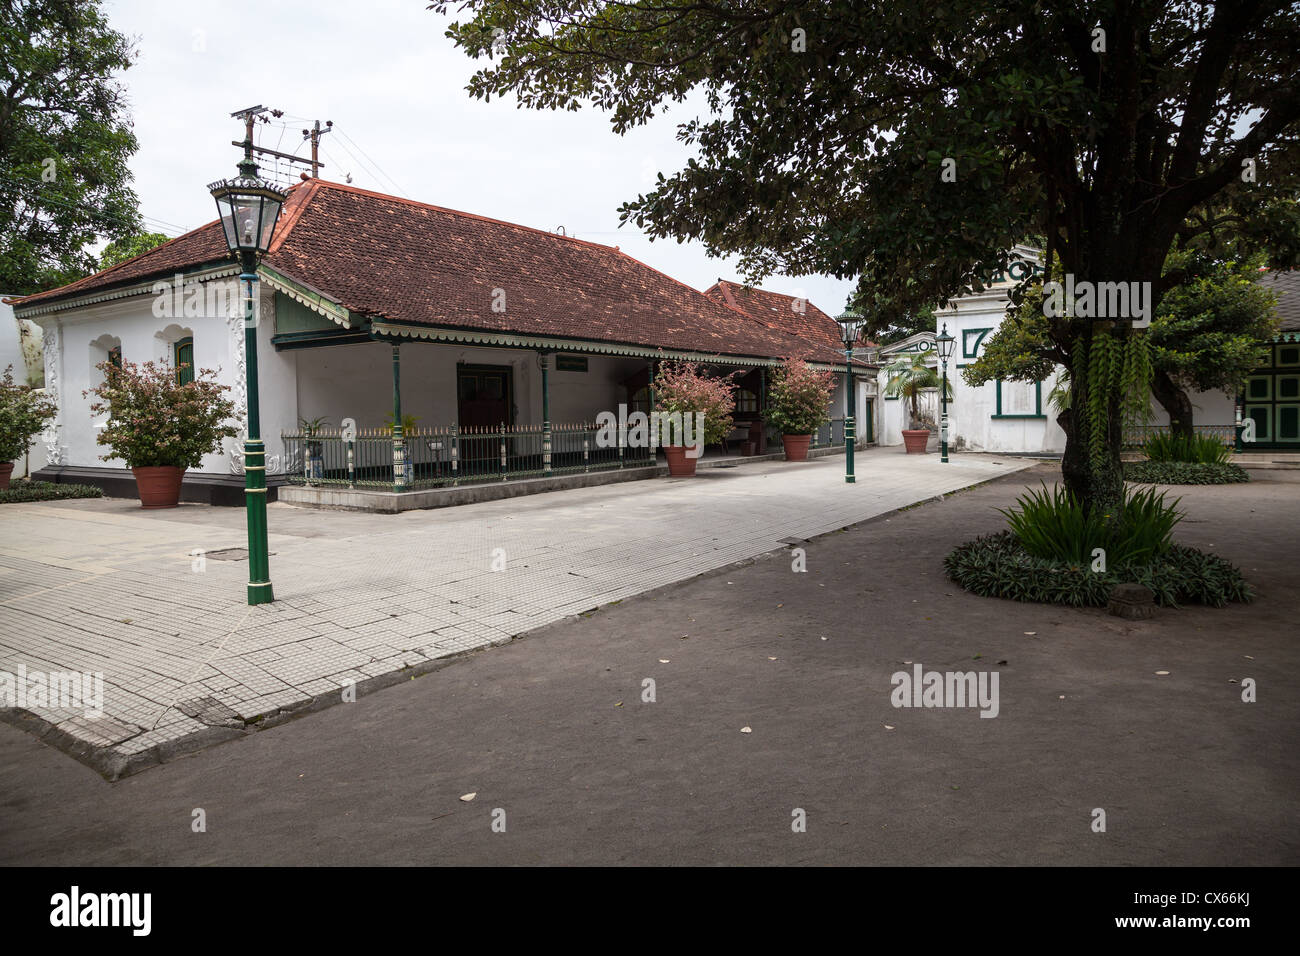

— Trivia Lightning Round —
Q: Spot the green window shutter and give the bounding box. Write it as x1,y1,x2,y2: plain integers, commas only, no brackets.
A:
175,337,194,386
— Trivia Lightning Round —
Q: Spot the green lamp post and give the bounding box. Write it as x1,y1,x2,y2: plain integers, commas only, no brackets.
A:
936,323,955,464
834,311,868,483
208,146,289,605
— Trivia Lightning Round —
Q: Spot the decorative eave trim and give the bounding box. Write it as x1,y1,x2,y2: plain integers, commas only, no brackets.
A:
371,321,786,366
12,262,240,320
258,265,352,328
370,321,873,370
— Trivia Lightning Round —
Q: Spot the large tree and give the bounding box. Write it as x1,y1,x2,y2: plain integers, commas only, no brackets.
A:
0,0,141,294
968,254,1281,438
1148,251,1280,436
436,0,1300,512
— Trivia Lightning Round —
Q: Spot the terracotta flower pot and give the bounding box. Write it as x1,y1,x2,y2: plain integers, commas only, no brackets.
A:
902,429,931,454
663,445,698,477
0,461,13,490
781,434,812,462
132,466,186,508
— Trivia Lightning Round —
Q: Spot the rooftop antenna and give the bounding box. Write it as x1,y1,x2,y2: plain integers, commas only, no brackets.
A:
301,119,333,178
231,105,323,179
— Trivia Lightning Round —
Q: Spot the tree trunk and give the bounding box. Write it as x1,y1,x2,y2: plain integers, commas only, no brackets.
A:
1150,368,1194,439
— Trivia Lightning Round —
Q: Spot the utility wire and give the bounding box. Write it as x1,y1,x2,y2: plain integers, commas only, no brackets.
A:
335,128,407,197
0,172,184,237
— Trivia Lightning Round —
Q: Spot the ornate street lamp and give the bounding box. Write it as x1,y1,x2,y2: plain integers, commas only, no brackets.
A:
208,146,289,605
835,311,868,483
936,323,955,464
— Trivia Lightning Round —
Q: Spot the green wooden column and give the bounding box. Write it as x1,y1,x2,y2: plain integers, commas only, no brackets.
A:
844,347,856,483
540,351,552,475
392,342,406,491
241,258,272,604
1234,389,1245,451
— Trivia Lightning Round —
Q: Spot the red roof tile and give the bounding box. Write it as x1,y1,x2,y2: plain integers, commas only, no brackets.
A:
11,180,846,364
703,280,875,362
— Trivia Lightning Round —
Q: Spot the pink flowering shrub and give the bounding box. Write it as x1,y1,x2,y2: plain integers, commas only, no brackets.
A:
765,359,836,435
653,361,737,446
0,364,57,462
85,359,239,468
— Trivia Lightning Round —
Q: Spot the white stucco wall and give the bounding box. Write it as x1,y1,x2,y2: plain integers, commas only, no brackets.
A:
1,297,44,477
29,276,295,476
934,288,1067,455
292,345,653,434
1144,388,1236,428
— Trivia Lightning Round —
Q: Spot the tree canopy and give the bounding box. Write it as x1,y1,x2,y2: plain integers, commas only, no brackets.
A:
98,231,170,271
0,0,141,294
437,1,1300,508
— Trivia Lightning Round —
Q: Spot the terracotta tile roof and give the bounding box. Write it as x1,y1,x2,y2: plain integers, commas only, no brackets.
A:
703,280,875,365
11,221,234,307
10,179,843,363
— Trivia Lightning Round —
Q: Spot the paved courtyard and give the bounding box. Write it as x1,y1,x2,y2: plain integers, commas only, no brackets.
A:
1,463,1293,866
0,447,1030,775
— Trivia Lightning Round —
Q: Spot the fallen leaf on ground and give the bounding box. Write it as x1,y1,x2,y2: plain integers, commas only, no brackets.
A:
460,792,476,802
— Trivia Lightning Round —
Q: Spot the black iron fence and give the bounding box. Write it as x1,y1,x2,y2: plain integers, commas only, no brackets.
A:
1121,423,1236,450
282,423,655,491
811,418,847,448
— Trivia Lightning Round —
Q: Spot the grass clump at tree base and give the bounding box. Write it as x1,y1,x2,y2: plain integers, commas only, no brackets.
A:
945,482,1251,608
1124,460,1250,485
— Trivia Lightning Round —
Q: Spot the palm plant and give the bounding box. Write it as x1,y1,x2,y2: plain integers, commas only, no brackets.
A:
884,353,951,429
1047,369,1071,413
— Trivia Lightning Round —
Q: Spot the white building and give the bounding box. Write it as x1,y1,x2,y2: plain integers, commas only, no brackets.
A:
9,179,869,503
877,246,1294,456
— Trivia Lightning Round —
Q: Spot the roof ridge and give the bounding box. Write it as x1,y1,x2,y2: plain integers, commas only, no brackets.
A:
267,179,319,255
307,179,618,253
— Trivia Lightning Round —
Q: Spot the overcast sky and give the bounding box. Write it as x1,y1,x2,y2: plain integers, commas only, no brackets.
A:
103,0,857,316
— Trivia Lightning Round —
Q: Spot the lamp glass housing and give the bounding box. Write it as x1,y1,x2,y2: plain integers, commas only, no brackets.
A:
936,324,956,363
836,313,867,348
207,177,288,256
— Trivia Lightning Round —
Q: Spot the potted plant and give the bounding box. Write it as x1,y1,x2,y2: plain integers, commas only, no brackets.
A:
299,416,330,481
0,364,57,490
884,352,950,454
85,359,238,508
383,412,419,486
653,361,736,476
765,358,837,461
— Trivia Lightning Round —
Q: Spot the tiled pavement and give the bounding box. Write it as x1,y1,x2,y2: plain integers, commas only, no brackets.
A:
0,448,1032,773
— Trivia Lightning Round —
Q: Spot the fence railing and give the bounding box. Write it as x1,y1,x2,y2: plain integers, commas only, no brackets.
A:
811,418,847,448
1122,423,1236,450
282,423,656,491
